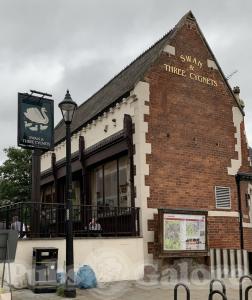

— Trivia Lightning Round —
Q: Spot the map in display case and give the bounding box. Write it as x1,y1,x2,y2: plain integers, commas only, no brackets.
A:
163,213,206,251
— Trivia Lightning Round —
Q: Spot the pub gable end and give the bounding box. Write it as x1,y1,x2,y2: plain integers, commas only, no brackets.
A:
144,14,249,212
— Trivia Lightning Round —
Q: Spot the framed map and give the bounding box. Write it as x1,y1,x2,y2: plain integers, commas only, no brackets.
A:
158,209,208,257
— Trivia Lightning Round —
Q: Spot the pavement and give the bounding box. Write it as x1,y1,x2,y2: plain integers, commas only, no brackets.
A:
11,279,252,300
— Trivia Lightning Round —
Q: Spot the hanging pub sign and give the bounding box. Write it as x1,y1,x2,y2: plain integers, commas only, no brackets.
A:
158,209,208,257
17,92,54,150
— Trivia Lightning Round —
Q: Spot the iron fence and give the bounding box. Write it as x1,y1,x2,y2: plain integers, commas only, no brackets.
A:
0,202,140,238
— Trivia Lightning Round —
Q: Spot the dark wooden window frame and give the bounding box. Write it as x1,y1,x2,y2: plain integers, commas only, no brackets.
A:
41,114,135,209
88,154,130,208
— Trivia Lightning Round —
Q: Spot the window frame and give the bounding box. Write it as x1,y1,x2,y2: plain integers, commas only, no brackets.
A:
90,155,131,208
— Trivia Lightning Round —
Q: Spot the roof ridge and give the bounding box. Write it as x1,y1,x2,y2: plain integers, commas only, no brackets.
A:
54,11,244,145
175,10,196,28
187,12,244,115
76,29,174,112
73,11,197,115
54,29,175,131
53,12,196,141
54,12,195,132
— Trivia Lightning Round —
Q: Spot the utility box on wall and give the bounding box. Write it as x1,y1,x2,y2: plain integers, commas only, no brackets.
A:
31,247,58,293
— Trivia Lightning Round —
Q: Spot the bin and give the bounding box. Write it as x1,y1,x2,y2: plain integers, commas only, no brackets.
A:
31,247,58,293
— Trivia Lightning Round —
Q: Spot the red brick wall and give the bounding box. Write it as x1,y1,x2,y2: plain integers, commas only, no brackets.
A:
244,228,252,250
143,18,252,253
208,217,240,249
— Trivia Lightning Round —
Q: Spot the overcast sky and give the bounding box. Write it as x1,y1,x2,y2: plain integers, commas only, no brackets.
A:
0,0,251,163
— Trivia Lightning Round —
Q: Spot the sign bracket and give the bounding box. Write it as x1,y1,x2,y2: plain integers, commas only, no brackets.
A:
30,90,52,98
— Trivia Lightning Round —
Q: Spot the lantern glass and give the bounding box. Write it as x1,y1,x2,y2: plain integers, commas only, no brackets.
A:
58,90,77,123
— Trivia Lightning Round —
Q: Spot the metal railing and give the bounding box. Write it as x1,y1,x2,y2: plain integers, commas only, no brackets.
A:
245,286,252,300
0,202,140,238
240,275,252,300
174,277,252,300
208,290,227,300
174,283,190,300
209,279,226,296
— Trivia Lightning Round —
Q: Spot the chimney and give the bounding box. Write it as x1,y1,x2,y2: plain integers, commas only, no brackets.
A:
233,86,245,109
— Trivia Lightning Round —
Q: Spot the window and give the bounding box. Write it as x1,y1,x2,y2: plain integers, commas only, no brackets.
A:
215,186,231,209
119,156,131,207
91,156,131,208
104,160,117,207
92,166,103,207
41,184,56,223
72,181,81,206
43,184,55,203
72,180,81,220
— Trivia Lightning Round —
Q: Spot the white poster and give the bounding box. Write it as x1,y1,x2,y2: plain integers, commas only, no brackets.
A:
163,213,206,251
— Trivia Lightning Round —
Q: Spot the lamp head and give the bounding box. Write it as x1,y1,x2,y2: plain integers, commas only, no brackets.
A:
58,90,77,124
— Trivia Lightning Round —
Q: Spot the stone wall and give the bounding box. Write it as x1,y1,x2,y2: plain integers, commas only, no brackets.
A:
7,237,144,288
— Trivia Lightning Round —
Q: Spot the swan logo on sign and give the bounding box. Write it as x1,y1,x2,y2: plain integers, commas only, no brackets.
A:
18,93,54,150
24,107,49,132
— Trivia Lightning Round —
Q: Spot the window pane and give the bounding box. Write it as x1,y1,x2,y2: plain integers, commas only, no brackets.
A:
72,180,81,221
44,185,53,203
91,166,103,207
104,160,118,207
119,156,131,207
72,181,80,206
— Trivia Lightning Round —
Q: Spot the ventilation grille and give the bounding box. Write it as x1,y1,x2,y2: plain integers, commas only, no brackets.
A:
215,186,231,209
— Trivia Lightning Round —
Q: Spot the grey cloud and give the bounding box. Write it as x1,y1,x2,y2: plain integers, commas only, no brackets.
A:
0,0,252,162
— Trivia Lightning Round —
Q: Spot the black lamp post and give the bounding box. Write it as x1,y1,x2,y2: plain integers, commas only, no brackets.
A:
58,90,77,298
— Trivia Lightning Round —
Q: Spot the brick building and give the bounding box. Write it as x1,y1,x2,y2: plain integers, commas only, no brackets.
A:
37,11,252,280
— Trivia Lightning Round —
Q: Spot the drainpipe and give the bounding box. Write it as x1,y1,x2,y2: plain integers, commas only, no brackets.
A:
236,175,244,249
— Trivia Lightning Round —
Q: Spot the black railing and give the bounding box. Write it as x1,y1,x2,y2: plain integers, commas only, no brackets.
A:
0,202,140,238
208,290,227,300
240,275,252,300
173,279,252,300
209,279,226,296
174,283,190,300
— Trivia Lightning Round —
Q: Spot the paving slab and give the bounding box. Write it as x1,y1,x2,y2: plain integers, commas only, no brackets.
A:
12,279,252,300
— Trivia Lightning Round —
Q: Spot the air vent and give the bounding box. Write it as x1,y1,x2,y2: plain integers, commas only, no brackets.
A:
215,186,231,209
